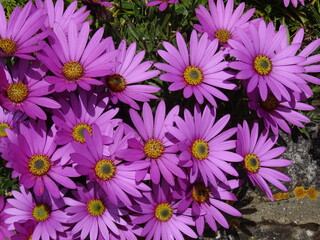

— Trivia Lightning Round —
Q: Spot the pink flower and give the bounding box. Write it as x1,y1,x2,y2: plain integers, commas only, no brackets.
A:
236,121,292,201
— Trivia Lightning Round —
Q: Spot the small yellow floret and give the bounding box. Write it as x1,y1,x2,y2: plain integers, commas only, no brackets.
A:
293,186,306,199
306,187,318,200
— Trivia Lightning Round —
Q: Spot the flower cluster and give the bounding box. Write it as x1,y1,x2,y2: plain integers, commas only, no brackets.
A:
0,0,319,239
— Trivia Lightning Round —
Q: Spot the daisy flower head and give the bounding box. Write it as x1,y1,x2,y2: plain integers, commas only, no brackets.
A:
36,0,91,32
133,182,198,240
0,195,14,239
5,186,68,240
117,101,187,185
5,120,78,198
194,0,255,48
71,123,151,206
65,182,128,240
146,0,179,12
0,60,61,120
229,20,308,102
156,30,237,107
104,40,160,110
236,120,292,201
177,180,242,235
0,1,47,60
37,21,118,92
167,105,243,186
53,90,120,164
247,88,314,135
283,0,305,7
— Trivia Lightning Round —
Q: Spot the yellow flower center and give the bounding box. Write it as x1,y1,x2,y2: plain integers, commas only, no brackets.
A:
155,203,173,222
254,55,272,76
28,235,33,240
87,199,106,216
107,74,127,92
293,186,306,199
32,204,50,222
7,82,28,103
183,66,203,86
62,61,84,81
71,123,92,143
94,159,116,181
192,183,210,203
0,122,11,138
244,153,260,173
0,38,17,56
144,139,164,159
191,139,209,160
214,29,232,44
260,94,279,111
28,154,51,176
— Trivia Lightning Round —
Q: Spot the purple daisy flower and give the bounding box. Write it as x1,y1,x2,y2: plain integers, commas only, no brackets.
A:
117,101,186,185
0,196,14,239
0,60,61,120
247,89,314,135
65,182,127,240
229,20,308,102
177,180,242,235
5,120,78,198
283,0,304,7
103,40,160,110
71,124,151,206
236,121,292,201
53,90,120,165
194,0,255,47
37,21,118,92
167,105,243,186
0,1,46,60
133,183,197,240
36,0,91,32
156,30,237,107
5,186,68,240
146,0,179,12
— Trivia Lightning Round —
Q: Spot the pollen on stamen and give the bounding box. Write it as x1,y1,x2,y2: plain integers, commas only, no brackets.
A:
72,123,92,143
144,139,164,159
87,199,106,217
192,183,210,203
260,94,279,111
0,38,17,56
154,203,173,222
28,154,51,176
183,66,203,86
214,29,232,44
7,82,29,103
191,139,209,160
244,153,260,173
254,55,272,76
62,61,84,82
107,74,127,92
32,204,50,222
94,159,116,181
